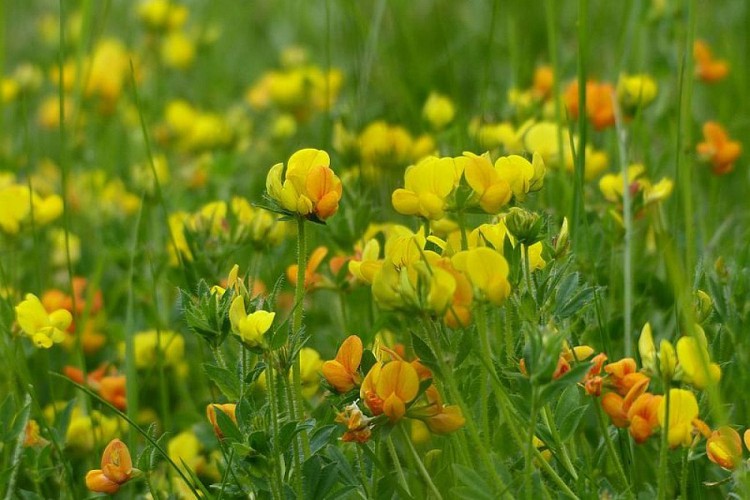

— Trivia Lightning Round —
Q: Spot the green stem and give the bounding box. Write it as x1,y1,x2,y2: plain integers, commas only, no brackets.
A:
572,0,588,248
292,216,311,459
265,357,285,500
3,395,31,500
386,436,411,496
398,425,443,500
594,402,632,497
524,387,540,500
359,443,415,500
657,386,671,499
542,405,578,481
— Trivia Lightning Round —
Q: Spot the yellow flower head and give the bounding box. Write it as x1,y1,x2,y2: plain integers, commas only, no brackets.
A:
658,388,699,448
675,331,721,390
452,247,511,306
462,152,512,214
15,293,72,348
617,74,658,110
266,148,343,220
229,297,275,347
423,92,455,130
392,156,461,220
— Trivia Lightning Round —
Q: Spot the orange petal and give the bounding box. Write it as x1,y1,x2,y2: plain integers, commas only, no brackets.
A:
86,470,120,494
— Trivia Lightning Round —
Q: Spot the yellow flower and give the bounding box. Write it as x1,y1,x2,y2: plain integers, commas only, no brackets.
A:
423,92,455,130
495,153,545,201
462,152,512,214
452,247,511,306
392,156,461,220
168,431,205,475
229,297,275,347
617,74,658,110
599,164,645,202
15,293,71,348
658,389,699,448
161,31,196,70
137,0,188,31
675,331,721,390
129,330,185,369
266,148,342,220
348,239,383,284
300,347,323,398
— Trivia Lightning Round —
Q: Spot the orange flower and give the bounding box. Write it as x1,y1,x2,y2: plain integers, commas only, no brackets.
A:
24,420,49,448
604,358,649,396
99,376,127,411
85,439,136,494
322,335,363,393
602,377,652,434
697,121,742,175
694,40,729,83
626,393,662,443
286,246,330,290
706,426,742,470
564,80,616,130
532,66,554,100
583,353,608,396
206,403,238,439
360,360,419,422
336,402,373,443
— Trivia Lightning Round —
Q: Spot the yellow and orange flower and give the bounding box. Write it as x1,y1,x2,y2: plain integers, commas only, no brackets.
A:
85,439,137,494
206,403,238,439
706,426,742,470
564,80,616,130
266,148,342,220
360,360,419,422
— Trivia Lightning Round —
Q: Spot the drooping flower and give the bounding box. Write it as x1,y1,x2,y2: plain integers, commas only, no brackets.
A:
266,148,342,220
85,439,137,494
322,335,364,393
15,293,72,348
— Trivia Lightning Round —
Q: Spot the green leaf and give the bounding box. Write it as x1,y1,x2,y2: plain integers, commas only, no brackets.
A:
558,405,589,441
452,464,494,500
410,330,439,374
202,363,241,400
213,404,243,443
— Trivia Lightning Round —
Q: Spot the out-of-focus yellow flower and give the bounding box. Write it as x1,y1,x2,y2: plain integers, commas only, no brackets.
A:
322,335,363,393
300,347,323,398
129,330,185,369
266,148,342,220
66,410,121,453
452,247,510,306
358,121,420,170
599,164,644,202
697,121,742,176
694,40,729,83
37,95,73,130
392,156,461,220
229,297,274,347
706,426,742,470
423,92,455,130
137,0,189,31
361,360,419,422
15,293,71,348
1,78,19,103
86,439,137,495
675,331,721,390
168,431,206,475
161,31,196,70
85,39,132,112
468,119,519,152
617,74,658,110
659,388,699,448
